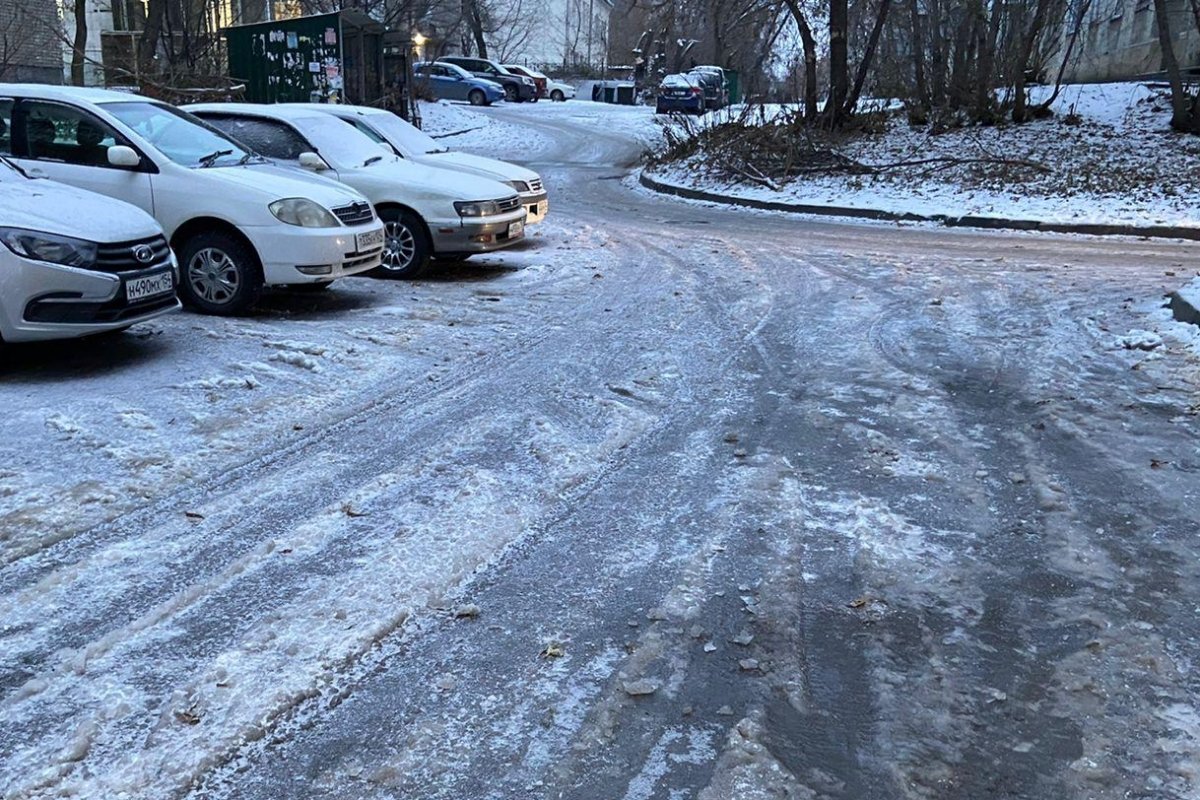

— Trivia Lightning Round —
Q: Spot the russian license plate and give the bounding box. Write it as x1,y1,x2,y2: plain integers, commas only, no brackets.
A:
125,271,174,302
508,220,525,239
356,227,385,251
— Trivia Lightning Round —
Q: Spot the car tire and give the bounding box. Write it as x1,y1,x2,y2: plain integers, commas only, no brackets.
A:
551,90,565,102
177,230,263,316
468,89,486,106
504,84,519,103
375,208,432,279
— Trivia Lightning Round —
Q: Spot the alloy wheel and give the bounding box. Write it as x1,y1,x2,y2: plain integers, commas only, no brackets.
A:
382,220,416,271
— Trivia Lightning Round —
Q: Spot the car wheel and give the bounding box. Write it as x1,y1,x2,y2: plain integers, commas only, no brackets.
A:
178,231,262,316
375,208,432,279
468,89,486,106
551,90,565,102
504,84,519,103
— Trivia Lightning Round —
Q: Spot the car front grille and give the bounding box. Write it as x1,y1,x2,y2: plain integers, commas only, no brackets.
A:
496,196,521,213
527,178,544,194
94,235,172,273
332,202,375,227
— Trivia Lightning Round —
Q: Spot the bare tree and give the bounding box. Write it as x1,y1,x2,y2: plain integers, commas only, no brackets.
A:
1152,0,1194,131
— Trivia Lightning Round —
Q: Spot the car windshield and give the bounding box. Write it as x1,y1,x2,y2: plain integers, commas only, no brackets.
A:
102,101,253,168
291,113,395,169
363,113,446,156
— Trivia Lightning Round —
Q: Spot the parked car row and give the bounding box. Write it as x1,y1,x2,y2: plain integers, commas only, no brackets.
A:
656,66,729,115
0,84,548,343
413,58,577,106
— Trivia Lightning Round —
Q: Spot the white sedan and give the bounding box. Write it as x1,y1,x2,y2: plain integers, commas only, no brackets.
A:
185,103,527,279
0,157,180,342
289,103,549,225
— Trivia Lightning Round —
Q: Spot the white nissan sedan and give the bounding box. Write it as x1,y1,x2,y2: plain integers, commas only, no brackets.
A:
185,103,527,280
287,103,549,225
0,86,385,315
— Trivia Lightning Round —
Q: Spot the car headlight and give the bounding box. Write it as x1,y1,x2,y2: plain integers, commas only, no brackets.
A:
269,198,340,228
454,200,503,217
0,228,97,267
507,180,530,193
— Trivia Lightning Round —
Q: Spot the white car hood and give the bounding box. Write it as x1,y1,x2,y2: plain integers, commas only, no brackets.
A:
0,178,161,243
224,163,369,207
416,151,540,187
347,158,518,201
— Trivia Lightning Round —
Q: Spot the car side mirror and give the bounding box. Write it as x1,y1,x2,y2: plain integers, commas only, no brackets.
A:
108,145,141,168
298,152,328,171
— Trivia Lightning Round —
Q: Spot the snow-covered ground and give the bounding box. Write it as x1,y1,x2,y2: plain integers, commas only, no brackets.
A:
2,95,1199,800
648,82,1200,229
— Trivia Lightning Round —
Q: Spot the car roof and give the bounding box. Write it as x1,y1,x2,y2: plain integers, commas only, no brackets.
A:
281,102,386,118
0,83,155,104
183,102,332,121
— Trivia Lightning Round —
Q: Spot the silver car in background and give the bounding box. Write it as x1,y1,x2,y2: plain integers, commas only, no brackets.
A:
0,158,179,343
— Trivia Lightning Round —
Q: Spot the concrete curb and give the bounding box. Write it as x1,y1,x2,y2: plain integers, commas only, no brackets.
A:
1169,285,1200,327
638,171,1200,242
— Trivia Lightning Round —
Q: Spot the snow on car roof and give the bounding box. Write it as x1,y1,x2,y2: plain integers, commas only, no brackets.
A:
182,102,333,121
0,84,155,104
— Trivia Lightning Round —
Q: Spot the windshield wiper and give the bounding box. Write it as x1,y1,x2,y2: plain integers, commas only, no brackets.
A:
0,154,32,178
236,151,265,166
197,149,233,168
362,155,384,167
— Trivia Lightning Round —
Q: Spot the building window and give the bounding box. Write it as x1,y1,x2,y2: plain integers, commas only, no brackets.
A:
111,0,147,32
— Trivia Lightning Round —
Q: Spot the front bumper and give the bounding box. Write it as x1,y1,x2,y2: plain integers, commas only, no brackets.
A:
0,256,181,343
519,191,549,224
244,220,385,284
429,209,528,254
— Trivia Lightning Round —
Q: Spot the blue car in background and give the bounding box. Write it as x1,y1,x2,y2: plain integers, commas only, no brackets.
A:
656,73,706,115
413,61,506,106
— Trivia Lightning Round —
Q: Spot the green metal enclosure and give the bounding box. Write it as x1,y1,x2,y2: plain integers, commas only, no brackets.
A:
725,69,741,105
224,11,394,108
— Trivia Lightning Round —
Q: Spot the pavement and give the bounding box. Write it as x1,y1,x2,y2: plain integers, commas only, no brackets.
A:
2,103,1199,800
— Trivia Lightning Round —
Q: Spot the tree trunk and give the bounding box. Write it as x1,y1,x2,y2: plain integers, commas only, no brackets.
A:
828,0,849,124
1153,0,1191,131
1013,0,1054,123
1035,0,1094,113
972,0,997,122
784,0,819,121
929,0,946,106
70,0,87,86
909,0,930,118
463,0,488,59
138,0,167,79
844,0,892,116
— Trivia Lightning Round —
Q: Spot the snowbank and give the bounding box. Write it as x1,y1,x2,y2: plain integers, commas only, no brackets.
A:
649,82,1200,230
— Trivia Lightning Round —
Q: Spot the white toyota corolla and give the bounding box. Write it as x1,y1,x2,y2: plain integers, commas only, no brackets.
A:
0,86,385,315
286,103,549,225
185,103,528,280
0,156,180,342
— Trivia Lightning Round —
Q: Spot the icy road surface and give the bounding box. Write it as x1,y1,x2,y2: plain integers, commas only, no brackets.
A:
2,102,1199,800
